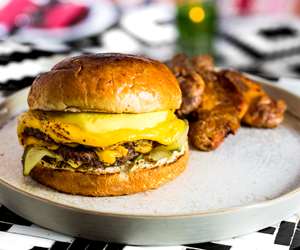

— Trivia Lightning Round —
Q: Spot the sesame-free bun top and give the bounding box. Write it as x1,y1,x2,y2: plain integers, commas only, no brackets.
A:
28,53,181,113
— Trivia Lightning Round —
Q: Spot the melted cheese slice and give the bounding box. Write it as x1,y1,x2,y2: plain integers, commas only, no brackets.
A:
18,110,188,148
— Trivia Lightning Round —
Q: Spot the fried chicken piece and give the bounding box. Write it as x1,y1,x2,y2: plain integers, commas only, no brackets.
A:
169,54,286,151
187,59,246,151
169,54,245,151
221,70,287,128
189,105,240,151
242,96,286,128
197,69,248,119
191,54,214,71
168,54,205,117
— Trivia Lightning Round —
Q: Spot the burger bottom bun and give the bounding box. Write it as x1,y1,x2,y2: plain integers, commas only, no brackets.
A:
30,151,189,196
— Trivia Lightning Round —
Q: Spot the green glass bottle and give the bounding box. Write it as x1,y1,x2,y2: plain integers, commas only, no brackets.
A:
176,0,217,56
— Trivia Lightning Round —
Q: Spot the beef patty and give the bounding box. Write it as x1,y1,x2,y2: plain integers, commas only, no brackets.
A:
55,144,139,167
23,127,55,144
23,128,142,167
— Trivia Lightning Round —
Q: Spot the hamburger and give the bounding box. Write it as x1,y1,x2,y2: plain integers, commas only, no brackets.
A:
17,53,189,196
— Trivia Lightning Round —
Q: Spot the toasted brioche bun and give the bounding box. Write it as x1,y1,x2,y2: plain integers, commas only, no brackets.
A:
30,151,188,197
28,53,181,113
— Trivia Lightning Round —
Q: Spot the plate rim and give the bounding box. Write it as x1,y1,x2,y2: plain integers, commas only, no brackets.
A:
1,173,300,218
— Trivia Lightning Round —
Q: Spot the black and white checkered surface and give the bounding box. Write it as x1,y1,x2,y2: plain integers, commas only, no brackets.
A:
218,15,300,78
0,203,299,250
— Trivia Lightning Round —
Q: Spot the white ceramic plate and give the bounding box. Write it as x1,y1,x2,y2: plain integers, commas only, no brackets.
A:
0,78,300,245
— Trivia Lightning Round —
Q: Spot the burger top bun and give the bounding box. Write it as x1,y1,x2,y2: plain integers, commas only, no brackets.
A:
28,53,182,113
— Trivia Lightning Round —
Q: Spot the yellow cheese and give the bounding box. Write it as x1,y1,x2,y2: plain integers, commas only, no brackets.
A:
23,136,59,150
18,110,188,148
24,136,44,146
97,150,118,165
134,141,153,153
96,146,128,165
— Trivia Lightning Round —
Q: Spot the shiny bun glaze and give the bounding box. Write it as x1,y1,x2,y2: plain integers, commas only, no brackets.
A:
28,53,182,113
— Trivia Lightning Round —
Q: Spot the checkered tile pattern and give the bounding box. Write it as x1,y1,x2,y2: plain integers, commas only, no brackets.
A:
0,204,299,249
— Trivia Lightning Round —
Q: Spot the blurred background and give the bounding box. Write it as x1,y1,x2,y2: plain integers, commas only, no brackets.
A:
1,0,300,91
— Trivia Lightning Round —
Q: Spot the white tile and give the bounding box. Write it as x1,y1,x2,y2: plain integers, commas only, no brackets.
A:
0,231,53,250
8,224,73,243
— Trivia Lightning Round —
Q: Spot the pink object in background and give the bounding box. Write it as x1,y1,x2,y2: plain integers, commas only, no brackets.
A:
0,0,89,35
219,0,298,16
235,0,254,15
235,0,290,15
0,0,37,34
36,3,89,29
255,0,290,15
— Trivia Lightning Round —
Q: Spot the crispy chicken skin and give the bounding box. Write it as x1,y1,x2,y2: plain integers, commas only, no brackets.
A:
189,105,240,151
191,54,214,71
188,66,246,151
197,69,248,119
242,96,286,128
221,70,287,128
189,64,246,151
168,54,286,151
168,54,205,117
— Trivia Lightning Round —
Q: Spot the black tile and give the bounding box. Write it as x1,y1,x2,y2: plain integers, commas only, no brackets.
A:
30,247,48,250
50,241,71,250
66,35,102,49
289,221,300,249
184,242,231,250
290,64,300,75
0,49,56,65
221,33,264,59
67,238,91,250
221,32,300,60
0,221,12,231
290,230,300,249
259,26,297,40
105,243,125,250
274,221,296,246
86,241,107,250
258,226,276,235
0,206,32,226
0,76,36,91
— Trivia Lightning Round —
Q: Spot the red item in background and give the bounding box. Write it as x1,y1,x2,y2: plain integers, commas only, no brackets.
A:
235,0,254,15
36,3,89,29
0,0,37,32
293,0,300,16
